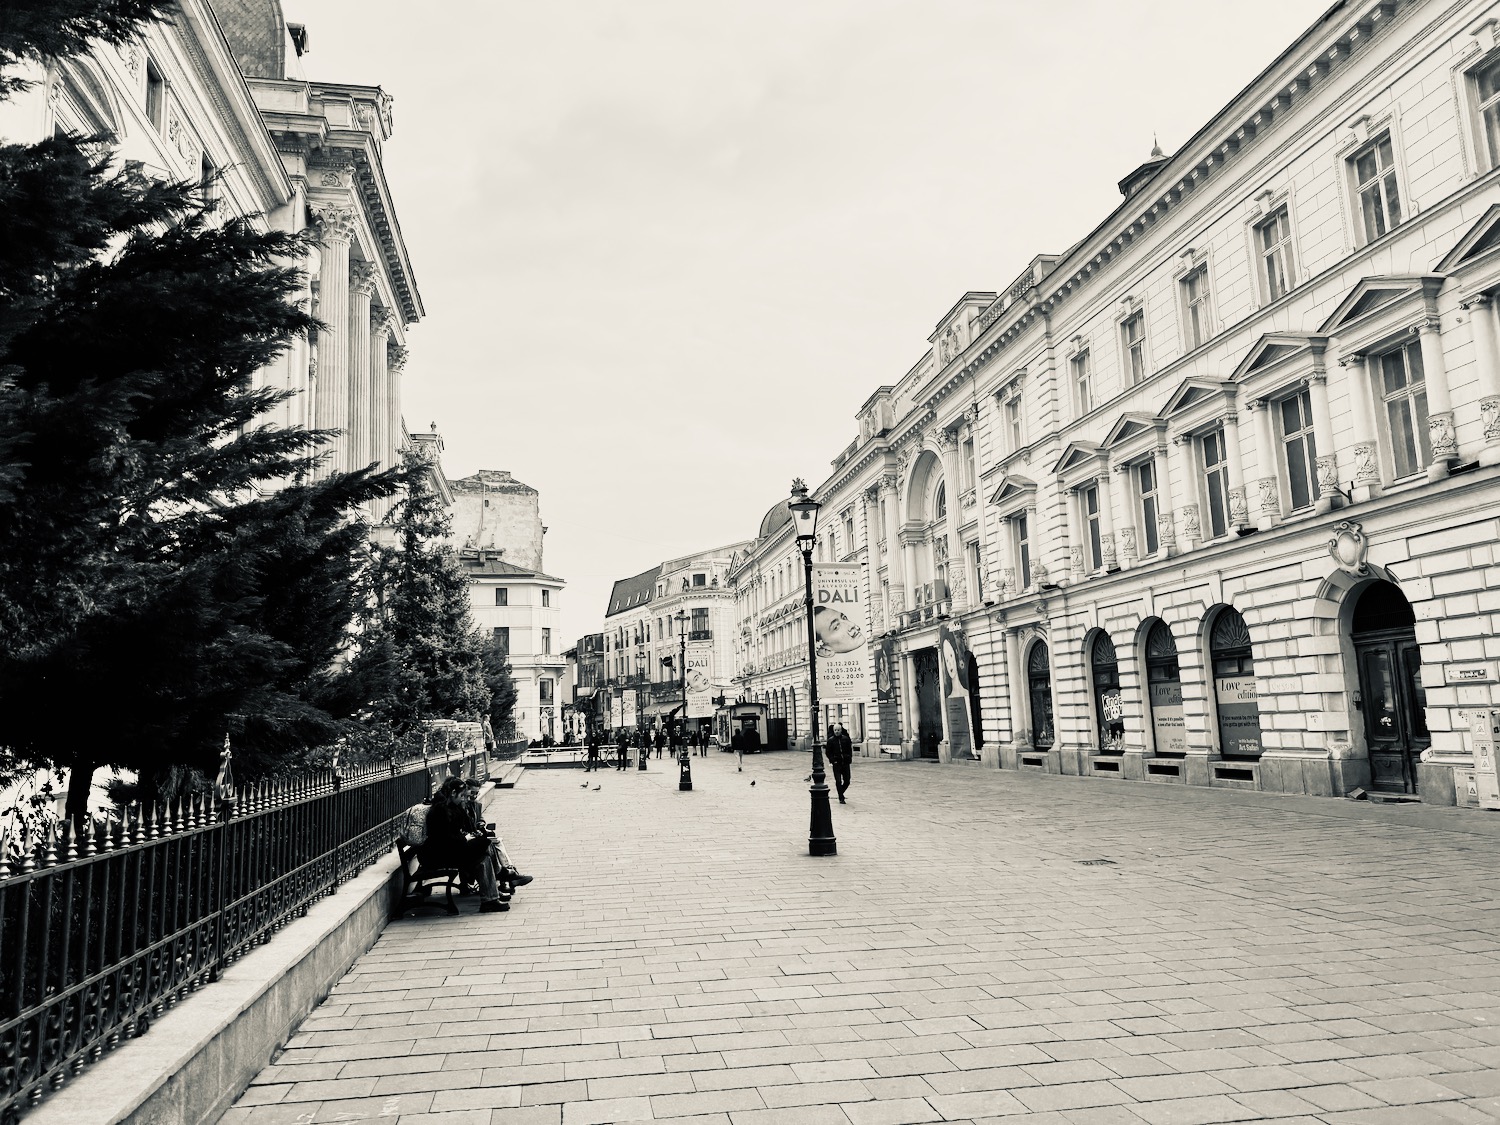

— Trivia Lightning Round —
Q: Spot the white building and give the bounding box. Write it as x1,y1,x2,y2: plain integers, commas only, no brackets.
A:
463,553,566,744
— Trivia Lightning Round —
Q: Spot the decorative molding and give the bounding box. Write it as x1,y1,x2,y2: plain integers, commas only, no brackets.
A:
1315,454,1340,493
1352,441,1381,484
1257,475,1280,515
1328,520,1369,576
1483,396,1500,445
1181,504,1201,541
387,344,410,372
350,259,379,296
1119,526,1138,561
1228,486,1249,527
311,203,358,246
1429,411,1458,459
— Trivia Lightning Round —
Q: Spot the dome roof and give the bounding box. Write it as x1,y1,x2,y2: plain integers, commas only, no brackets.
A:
758,499,792,540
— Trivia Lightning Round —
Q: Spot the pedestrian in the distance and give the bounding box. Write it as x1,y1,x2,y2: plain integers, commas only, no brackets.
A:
732,728,744,771
655,728,666,759
826,722,853,803
615,729,629,771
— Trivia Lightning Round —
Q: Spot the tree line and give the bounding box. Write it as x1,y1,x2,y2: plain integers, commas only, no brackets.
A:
0,0,514,823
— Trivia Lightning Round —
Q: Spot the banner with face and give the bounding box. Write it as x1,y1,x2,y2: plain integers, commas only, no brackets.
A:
685,640,714,717
939,624,973,758
622,689,637,727
813,563,870,702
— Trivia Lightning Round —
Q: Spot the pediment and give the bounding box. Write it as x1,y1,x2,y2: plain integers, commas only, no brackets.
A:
1102,412,1165,449
1051,441,1103,476
1161,378,1233,419
1231,333,1326,382
988,474,1037,506
1318,276,1430,334
1437,205,1500,272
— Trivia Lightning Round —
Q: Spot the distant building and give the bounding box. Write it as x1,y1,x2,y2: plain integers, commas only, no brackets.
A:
462,552,566,743
448,470,545,569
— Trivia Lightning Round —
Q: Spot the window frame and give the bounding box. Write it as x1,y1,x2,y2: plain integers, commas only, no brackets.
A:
1119,309,1148,386
1070,347,1092,415
1079,482,1103,571
542,627,552,655
1136,456,1161,558
494,587,508,606
1179,264,1214,351
1199,427,1231,541
1276,386,1320,513
1374,338,1431,481
1349,131,1403,246
144,57,165,133
1255,205,1295,304
1013,512,1032,591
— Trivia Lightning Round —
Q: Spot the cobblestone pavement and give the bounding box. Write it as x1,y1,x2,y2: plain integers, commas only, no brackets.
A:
226,751,1500,1125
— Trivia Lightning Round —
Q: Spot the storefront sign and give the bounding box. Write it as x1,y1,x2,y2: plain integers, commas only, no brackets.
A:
1100,689,1124,724
1445,663,1498,685
1214,675,1262,756
1149,679,1187,754
685,641,714,718
813,564,870,702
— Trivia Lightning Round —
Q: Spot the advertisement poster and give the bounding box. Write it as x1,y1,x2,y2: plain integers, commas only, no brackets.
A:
609,696,622,729
813,563,869,702
685,640,715,718
1150,679,1187,753
876,638,902,747
1213,676,1261,755
621,689,637,728
938,624,973,759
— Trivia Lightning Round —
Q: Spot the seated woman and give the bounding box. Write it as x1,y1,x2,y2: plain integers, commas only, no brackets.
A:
457,776,533,894
423,778,510,913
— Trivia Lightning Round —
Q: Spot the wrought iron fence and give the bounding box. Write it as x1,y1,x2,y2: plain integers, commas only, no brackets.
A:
0,747,488,1122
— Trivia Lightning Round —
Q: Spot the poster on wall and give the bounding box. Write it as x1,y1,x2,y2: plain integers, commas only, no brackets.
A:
685,640,714,718
813,563,870,702
621,689,637,728
1150,679,1187,753
609,696,622,729
876,637,902,746
939,624,974,759
1213,675,1261,755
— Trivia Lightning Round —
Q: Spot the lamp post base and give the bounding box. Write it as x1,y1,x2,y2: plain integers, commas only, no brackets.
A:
808,781,837,856
679,751,693,791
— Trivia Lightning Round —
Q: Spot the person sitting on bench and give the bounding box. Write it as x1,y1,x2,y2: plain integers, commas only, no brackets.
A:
424,778,511,913
456,776,533,896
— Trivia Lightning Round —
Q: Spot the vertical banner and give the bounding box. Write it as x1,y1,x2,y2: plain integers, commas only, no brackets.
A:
813,563,869,702
685,641,714,718
939,625,973,758
622,689,637,728
876,638,902,746
609,696,622,729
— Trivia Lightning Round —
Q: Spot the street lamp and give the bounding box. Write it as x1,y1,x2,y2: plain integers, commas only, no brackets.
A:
674,610,692,791
635,650,648,770
789,478,836,857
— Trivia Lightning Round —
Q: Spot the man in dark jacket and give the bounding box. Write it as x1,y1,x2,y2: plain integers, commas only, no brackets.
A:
826,723,854,803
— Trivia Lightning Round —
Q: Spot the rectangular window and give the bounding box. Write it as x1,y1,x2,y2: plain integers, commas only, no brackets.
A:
967,541,983,600
1477,55,1500,169
1201,428,1230,540
1279,388,1320,511
1014,512,1031,589
691,607,709,633
961,438,976,489
539,678,553,703
1082,484,1102,570
541,589,550,607
1137,459,1160,556
693,573,706,586
1181,267,1212,349
1120,312,1146,385
145,59,165,131
1071,350,1092,414
492,626,510,657
494,587,508,606
1257,206,1294,302
542,627,552,654
1353,134,1402,243
844,516,855,550
1379,341,1430,479
1006,398,1023,451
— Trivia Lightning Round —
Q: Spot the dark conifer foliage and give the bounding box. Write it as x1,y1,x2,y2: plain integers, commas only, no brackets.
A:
0,0,173,94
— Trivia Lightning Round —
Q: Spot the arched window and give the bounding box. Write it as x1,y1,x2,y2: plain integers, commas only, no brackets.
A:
1027,643,1054,750
935,482,948,520
1145,622,1185,755
1090,632,1123,750
1210,608,1261,758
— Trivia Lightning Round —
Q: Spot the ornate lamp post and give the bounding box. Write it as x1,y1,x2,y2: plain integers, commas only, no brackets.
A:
674,610,692,790
789,479,836,856
635,650,648,770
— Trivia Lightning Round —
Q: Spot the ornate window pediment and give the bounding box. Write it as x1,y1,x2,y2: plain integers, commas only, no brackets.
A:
1318,276,1436,336
1102,412,1163,449
1232,333,1326,382
988,473,1036,511
1160,378,1235,420
1051,440,1104,483
1436,204,1500,272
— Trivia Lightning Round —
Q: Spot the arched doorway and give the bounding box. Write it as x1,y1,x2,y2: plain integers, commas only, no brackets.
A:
1090,632,1123,752
1351,581,1427,793
1144,621,1186,755
1209,607,1261,758
1027,643,1055,750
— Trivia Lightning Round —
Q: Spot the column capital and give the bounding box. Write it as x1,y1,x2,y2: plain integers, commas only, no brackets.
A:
1338,351,1366,368
1308,369,1328,386
388,344,410,372
311,203,357,246
1414,316,1442,336
350,259,379,297
1462,292,1493,311
371,305,397,336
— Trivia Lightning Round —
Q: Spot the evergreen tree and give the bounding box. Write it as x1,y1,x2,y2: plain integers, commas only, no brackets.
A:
482,637,519,742
0,5,400,814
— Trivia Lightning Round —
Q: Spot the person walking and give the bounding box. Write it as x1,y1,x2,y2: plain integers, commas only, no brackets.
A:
655,728,666,759
585,730,600,772
827,722,853,803
615,729,629,771
732,727,744,771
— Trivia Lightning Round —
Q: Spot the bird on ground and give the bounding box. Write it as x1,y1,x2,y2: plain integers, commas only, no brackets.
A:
592,785,601,791
750,780,756,786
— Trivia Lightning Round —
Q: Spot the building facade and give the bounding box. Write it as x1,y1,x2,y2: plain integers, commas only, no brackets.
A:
736,0,1500,807
448,470,546,568
463,553,566,743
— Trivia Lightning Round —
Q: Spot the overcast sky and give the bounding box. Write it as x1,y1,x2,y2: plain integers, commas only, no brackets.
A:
286,0,1326,645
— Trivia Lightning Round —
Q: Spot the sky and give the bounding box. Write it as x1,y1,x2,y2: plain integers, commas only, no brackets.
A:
285,0,1328,645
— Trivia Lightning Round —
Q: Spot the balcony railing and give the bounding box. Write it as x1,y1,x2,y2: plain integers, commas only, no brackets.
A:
688,629,713,641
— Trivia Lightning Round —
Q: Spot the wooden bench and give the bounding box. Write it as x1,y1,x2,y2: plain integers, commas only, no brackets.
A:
393,837,463,917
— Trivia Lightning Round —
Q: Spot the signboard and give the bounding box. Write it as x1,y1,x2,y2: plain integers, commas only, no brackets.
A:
813,564,869,702
1446,663,1499,685
1100,689,1124,724
621,690,637,728
875,639,896,704
685,640,714,718
939,624,973,759
1214,675,1262,756
609,696,622,729
1470,709,1500,811
1149,678,1187,754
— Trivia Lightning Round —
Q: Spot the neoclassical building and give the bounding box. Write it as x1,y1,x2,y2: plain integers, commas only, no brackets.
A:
0,0,422,517
733,0,1500,806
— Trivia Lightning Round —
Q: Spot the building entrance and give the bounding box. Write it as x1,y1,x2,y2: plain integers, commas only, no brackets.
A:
913,648,942,758
1027,643,1055,750
1351,581,1427,794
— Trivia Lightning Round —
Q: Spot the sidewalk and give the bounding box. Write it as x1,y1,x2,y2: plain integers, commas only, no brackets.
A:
225,750,1500,1124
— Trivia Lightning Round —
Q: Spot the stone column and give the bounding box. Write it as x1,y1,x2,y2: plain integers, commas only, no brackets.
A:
997,512,1017,598
1113,463,1137,566
1170,435,1201,551
1152,444,1178,557
1246,399,1280,531
1463,293,1500,466
1307,371,1339,514
935,429,968,610
880,475,906,618
369,309,395,474
1339,353,1382,501
1005,628,1029,764
1222,411,1249,532
387,344,409,469
1415,317,1458,478
965,405,990,601
347,260,377,473
311,205,356,474
1096,462,1117,570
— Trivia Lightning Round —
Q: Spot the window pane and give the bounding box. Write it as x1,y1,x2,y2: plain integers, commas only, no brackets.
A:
1388,399,1418,477
1143,495,1159,555
1381,351,1407,394
1286,436,1312,510
1356,150,1377,183
1378,136,1394,168
1384,172,1402,226
1362,187,1386,240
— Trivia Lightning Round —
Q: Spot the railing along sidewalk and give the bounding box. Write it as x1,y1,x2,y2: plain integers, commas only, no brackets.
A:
0,747,489,1122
